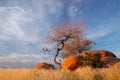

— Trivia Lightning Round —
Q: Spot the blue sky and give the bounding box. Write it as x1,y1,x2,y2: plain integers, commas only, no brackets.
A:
0,0,120,68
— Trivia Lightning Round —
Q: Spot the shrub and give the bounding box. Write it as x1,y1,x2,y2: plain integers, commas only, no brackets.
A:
78,52,101,68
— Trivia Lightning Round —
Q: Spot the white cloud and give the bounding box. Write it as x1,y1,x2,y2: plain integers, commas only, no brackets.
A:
30,0,63,22
0,53,29,60
0,52,53,67
0,6,33,42
0,0,64,44
68,6,78,18
0,53,51,63
20,59,32,63
46,0,63,16
86,26,112,39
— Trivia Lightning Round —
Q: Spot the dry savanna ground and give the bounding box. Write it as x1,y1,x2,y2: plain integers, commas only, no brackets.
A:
0,67,120,80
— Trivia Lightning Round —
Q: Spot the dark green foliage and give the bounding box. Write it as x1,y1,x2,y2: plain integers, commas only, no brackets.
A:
78,52,102,68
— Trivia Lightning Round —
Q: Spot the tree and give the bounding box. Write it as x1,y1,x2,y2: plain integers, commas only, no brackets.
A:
46,20,94,67
62,37,95,59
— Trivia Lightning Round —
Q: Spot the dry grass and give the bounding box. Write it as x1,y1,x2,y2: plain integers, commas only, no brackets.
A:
0,67,120,80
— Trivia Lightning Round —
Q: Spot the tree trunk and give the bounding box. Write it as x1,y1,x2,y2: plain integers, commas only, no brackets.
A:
54,42,64,67
54,49,61,67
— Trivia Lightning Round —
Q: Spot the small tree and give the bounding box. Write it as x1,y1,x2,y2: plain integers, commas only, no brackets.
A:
46,20,94,67
62,37,94,59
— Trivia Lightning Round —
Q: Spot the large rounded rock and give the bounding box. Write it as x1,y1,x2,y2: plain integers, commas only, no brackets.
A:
80,50,116,58
33,62,55,70
61,55,79,70
80,50,119,67
61,50,119,70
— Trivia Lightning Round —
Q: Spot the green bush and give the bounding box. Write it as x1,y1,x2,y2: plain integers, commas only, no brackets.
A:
78,52,101,68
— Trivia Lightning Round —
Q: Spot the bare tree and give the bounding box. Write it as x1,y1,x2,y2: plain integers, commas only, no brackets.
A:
46,20,94,67
62,37,95,59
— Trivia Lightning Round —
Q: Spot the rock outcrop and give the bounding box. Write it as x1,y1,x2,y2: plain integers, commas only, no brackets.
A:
80,50,119,67
61,55,79,70
33,62,55,70
80,50,116,58
61,50,120,70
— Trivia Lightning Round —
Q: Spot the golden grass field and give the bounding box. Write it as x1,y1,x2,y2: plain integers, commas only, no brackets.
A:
0,67,120,80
